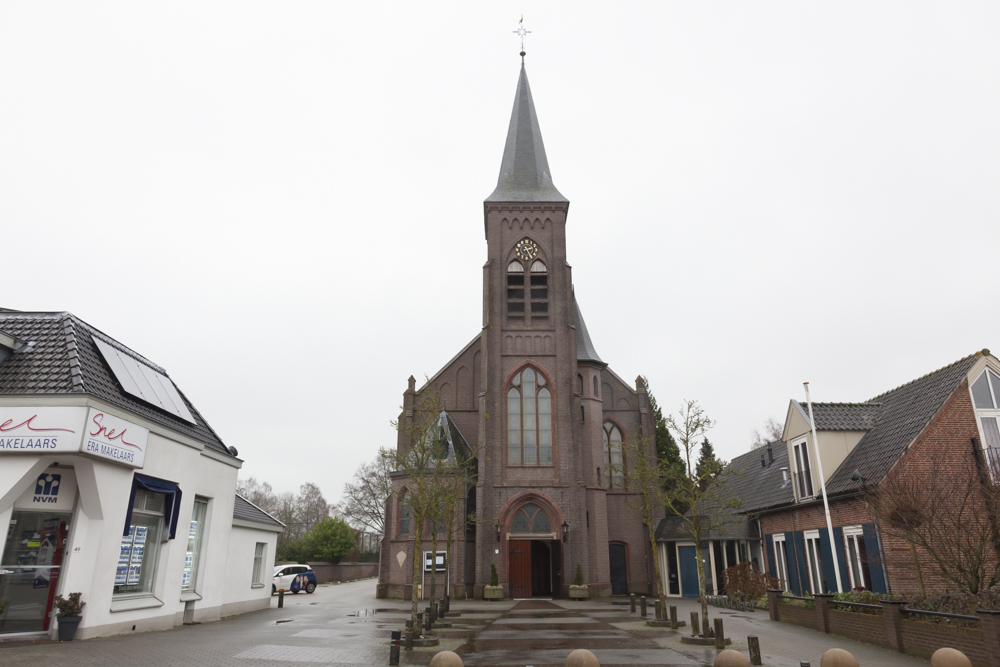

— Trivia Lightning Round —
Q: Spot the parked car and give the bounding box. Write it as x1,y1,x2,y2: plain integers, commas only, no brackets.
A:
272,564,317,594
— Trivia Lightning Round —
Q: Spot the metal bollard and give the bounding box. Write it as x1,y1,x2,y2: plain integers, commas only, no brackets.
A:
640,596,647,617
278,589,284,608
416,612,423,638
690,611,698,636
424,607,432,634
713,617,725,649
389,630,401,666
669,605,678,630
748,636,761,665
404,620,414,650
630,593,636,613
655,599,662,621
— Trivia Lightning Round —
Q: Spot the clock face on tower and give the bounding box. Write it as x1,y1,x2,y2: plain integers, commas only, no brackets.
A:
515,238,539,261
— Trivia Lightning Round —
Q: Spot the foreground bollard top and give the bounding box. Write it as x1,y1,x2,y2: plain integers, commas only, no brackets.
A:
565,648,600,667
429,650,464,667
930,648,973,667
714,649,749,667
819,648,858,667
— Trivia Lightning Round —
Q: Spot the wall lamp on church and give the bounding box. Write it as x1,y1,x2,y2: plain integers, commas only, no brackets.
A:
496,523,501,543
561,521,569,543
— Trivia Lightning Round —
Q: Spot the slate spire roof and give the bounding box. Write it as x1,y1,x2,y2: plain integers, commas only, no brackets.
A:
485,63,567,203
573,293,603,364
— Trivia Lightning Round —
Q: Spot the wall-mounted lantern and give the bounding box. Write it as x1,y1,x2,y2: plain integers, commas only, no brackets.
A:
561,520,569,542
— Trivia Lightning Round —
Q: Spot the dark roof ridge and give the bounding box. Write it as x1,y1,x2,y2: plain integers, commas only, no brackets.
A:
808,401,882,407
867,350,988,401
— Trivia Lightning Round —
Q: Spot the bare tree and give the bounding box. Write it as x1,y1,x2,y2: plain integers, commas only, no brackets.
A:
663,400,741,637
750,417,784,450
866,463,1000,595
384,392,448,622
236,476,278,514
336,448,394,535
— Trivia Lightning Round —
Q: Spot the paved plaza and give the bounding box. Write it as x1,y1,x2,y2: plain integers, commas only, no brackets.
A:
0,579,930,666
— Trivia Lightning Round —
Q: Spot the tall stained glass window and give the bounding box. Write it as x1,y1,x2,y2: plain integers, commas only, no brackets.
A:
507,367,553,465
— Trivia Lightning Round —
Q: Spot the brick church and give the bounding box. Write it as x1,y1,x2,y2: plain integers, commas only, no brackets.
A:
378,59,658,600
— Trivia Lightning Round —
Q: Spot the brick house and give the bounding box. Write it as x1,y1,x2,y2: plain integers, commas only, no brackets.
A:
749,349,1000,596
376,60,658,600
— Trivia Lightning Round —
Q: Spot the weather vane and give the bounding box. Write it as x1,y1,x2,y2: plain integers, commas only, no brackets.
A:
513,15,531,57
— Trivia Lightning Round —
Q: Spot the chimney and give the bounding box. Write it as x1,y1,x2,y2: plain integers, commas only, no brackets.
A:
780,467,789,483
760,454,766,469
767,443,774,464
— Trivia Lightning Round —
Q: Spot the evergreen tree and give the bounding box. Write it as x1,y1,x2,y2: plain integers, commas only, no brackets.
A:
694,437,724,490
644,377,687,515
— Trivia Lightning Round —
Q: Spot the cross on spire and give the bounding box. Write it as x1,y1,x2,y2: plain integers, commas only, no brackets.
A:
513,15,531,57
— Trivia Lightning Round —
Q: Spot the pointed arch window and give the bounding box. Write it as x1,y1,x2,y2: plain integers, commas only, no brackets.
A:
399,491,410,537
530,260,548,323
510,504,553,535
507,261,525,324
603,422,624,488
507,367,553,465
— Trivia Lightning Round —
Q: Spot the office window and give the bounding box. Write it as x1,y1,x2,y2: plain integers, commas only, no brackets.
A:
182,499,208,591
115,490,164,596
252,542,266,585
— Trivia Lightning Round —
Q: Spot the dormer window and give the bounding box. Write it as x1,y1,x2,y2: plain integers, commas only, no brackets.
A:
791,436,814,499
971,369,1000,474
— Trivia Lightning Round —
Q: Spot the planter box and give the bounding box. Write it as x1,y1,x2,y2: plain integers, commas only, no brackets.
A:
569,585,589,600
57,616,82,641
483,586,504,600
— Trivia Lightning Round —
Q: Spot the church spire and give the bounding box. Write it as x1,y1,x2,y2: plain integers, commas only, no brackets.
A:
485,63,567,203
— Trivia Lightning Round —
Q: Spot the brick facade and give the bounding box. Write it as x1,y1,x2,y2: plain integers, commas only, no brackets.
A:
761,377,991,596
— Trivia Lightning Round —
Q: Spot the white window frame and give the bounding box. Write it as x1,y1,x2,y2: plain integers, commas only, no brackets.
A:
772,535,789,591
252,542,266,586
970,366,1000,479
803,529,826,595
791,436,815,500
843,525,865,590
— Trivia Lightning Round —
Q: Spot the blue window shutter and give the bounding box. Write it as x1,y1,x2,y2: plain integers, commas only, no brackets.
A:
785,531,801,595
832,527,849,592
792,531,808,594
123,473,184,540
862,523,887,593
818,530,838,593
765,534,776,580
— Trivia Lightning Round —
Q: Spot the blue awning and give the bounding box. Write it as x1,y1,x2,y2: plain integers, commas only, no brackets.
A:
123,473,183,540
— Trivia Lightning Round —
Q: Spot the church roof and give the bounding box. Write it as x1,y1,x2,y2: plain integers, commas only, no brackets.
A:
573,294,603,364
485,63,567,203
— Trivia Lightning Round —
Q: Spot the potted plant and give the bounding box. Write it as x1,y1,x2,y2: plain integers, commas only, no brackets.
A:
53,592,85,641
483,563,504,600
569,564,589,600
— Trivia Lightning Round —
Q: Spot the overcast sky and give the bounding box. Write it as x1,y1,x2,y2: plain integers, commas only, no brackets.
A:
2,3,998,507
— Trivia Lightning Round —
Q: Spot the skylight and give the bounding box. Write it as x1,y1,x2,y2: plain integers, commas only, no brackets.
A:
93,336,196,423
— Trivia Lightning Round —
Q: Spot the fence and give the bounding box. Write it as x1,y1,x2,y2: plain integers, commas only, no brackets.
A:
707,594,757,612
766,589,1000,667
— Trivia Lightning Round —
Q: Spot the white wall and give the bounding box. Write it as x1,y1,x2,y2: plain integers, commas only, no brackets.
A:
222,525,278,618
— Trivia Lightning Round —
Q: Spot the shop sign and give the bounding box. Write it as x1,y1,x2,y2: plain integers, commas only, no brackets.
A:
0,407,86,453
14,466,78,512
82,408,148,468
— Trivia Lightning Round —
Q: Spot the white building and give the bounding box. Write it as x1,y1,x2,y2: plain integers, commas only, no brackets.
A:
0,309,282,640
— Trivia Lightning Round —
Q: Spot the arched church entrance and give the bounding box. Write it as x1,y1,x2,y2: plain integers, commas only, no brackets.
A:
506,502,562,598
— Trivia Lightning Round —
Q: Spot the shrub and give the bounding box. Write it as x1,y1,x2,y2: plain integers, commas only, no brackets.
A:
490,563,499,587
573,564,584,586
723,562,776,602
53,592,85,618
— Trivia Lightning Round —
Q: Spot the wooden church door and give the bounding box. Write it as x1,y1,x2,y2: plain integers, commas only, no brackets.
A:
508,540,531,598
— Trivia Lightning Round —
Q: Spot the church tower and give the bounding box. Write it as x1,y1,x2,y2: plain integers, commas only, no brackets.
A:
379,58,656,601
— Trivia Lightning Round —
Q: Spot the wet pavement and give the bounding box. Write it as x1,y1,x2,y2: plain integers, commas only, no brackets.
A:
0,580,931,666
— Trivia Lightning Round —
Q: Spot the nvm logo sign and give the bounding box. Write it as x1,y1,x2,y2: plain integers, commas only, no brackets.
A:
33,473,61,503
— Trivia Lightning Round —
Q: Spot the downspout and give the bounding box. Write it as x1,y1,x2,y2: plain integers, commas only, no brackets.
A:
804,382,844,594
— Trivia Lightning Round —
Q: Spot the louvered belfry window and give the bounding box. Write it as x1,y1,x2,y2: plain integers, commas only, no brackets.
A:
507,367,553,465
530,260,548,323
507,261,525,324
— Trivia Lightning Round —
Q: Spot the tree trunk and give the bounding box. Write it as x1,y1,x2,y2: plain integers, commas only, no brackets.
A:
429,527,439,609
647,522,663,597
694,541,709,636
909,540,926,597
411,520,423,621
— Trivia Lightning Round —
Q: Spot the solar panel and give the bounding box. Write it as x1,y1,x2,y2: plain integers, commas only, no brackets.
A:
93,337,197,424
